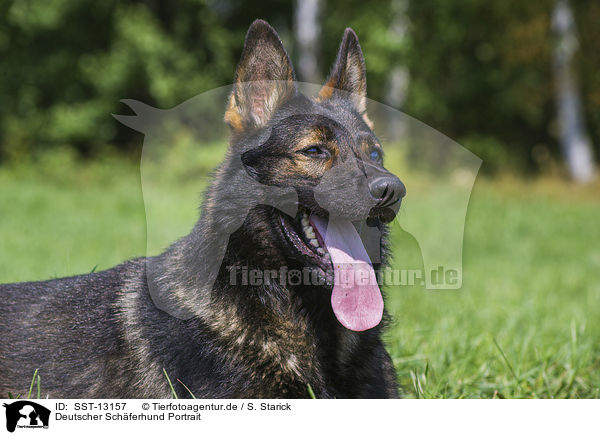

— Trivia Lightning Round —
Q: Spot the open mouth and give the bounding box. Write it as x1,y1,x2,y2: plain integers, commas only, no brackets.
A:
279,207,333,282
278,206,385,332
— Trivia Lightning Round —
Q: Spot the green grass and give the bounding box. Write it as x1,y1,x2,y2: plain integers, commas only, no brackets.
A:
386,175,600,398
7,370,42,400
1,148,599,398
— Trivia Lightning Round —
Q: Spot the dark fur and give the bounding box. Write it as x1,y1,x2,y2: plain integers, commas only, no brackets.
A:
0,20,402,398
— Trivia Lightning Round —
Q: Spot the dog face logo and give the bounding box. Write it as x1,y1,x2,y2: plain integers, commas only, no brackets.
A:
3,401,50,433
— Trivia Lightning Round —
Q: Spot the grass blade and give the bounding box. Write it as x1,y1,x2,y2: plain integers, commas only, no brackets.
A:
493,338,520,385
307,384,316,399
27,369,39,399
177,379,197,399
163,368,178,399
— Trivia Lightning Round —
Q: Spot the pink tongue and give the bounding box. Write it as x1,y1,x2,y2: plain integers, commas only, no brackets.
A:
311,217,383,331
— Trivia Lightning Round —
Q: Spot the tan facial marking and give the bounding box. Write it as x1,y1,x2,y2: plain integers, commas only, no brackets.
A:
293,128,328,152
360,139,382,157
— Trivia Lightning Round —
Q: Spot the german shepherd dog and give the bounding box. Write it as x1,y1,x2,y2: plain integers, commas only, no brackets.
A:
0,20,405,398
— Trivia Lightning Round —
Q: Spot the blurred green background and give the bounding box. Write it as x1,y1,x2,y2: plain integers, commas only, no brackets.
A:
2,0,600,172
1,0,599,398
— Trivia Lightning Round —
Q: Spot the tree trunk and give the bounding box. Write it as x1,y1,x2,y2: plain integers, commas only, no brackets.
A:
385,0,410,143
552,0,596,183
294,0,321,84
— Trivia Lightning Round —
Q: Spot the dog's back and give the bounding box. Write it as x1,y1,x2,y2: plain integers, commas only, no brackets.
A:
0,261,149,397
1,257,306,399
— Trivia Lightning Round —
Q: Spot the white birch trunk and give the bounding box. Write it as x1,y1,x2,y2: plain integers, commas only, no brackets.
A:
295,0,321,84
552,0,596,183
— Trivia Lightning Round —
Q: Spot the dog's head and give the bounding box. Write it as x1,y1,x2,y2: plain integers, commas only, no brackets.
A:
221,20,405,331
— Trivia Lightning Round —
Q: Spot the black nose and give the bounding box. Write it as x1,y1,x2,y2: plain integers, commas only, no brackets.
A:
368,175,406,208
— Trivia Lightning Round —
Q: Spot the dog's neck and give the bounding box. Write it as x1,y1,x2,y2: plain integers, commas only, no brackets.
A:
147,205,385,389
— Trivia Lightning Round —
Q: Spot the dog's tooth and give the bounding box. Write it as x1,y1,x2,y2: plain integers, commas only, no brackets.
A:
317,247,325,255
310,239,319,247
305,227,315,239
301,217,309,227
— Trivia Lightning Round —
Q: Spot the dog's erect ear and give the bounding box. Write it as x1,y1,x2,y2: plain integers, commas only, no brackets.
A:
225,20,296,133
319,28,367,114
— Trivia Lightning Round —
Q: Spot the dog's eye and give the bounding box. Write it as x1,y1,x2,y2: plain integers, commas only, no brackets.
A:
369,148,382,162
299,145,329,158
